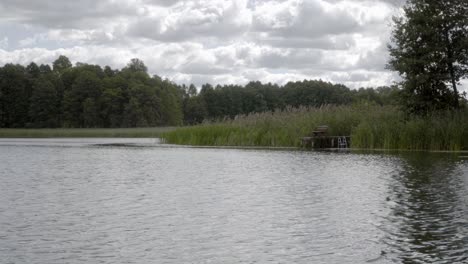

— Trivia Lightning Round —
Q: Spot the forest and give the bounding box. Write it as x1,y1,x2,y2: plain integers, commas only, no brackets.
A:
0,55,401,128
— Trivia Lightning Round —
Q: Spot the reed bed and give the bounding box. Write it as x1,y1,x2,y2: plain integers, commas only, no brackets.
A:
0,127,176,138
162,105,468,151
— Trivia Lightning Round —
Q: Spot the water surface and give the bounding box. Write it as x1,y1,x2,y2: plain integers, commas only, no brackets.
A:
0,139,467,263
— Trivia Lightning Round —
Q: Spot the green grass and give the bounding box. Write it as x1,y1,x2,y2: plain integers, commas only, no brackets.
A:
0,127,176,138
162,105,468,151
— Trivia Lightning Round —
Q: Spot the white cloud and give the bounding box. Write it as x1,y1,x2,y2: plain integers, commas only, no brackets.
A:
18,34,48,47
0,37,8,49
252,0,360,39
0,0,139,28
128,0,252,42
0,0,445,90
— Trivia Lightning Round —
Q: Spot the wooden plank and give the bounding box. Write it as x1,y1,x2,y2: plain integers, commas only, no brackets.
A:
300,136,351,149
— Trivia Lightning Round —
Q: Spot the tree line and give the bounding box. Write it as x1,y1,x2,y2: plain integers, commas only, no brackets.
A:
1,0,467,128
0,57,183,128
181,81,399,125
0,55,400,128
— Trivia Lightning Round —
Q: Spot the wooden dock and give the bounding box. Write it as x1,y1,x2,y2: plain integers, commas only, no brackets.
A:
301,136,351,149
300,125,350,149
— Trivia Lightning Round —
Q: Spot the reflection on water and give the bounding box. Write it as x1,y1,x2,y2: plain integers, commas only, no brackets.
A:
0,139,466,263
382,153,468,263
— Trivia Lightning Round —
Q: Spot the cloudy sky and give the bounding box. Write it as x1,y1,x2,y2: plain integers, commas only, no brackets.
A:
0,0,441,89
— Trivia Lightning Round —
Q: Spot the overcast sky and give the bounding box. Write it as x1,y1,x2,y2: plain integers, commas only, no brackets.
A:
2,0,464,90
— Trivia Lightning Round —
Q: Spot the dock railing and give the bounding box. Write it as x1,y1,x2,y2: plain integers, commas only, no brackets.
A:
301,125,350,149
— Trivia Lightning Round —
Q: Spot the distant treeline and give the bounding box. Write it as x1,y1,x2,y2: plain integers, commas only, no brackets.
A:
183,80,399,125
0,57,183,128
0,56,400,128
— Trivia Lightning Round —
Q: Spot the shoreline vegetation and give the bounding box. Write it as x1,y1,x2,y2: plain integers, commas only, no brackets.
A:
162,105,468,151
1,104,467,152
1,54,466,151
0,127,175,138
1,1,468,152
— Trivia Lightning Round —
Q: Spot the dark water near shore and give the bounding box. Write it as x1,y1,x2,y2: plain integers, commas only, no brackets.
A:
0,139,467,263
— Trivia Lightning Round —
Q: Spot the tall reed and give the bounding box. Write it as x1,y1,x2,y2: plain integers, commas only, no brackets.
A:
162,105,468,151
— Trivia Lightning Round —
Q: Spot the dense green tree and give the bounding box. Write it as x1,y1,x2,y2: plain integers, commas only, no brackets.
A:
218,85,244,117
158,80,183,126
0,64,29,127
63,71,103,127
29,77,59,127
53,55,72,74
244,81,269,113
104,65,117,77
82,98,101,127
123,83,161,127
0,56,406,128
125,58,148,73
183,96,207,125
282,80,352,107
0,57,187,128
39,64,52,74
74,63,105,79
352,86,400,106
187,84,197,97
199,83,220,118
388,0,468,114
26,62,40,78
101,88,125,127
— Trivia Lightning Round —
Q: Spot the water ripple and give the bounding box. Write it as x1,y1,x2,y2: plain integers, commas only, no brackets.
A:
0,139,467,263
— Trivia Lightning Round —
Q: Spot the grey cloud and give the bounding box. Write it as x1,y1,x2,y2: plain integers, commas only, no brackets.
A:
177,60,232,75
254,34,356,50
0,0,420,89
0,37,8,49
254,48,323,69
128,1,251,42
142,0,184,6
377,0,406,6
357,50,389,71
323,0,405,6
248,0,367,52
355,38,390,71
349,72,371,82
282,1,359,37
253,0,360,38
0,0,138,29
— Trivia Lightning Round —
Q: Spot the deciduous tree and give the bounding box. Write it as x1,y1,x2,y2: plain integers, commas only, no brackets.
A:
388,0,468,114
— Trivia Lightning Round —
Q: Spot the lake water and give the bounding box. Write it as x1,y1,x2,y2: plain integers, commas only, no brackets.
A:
0,138,467,263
